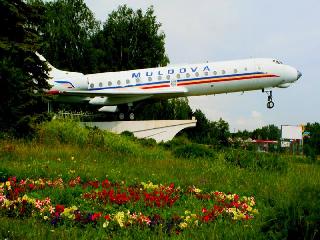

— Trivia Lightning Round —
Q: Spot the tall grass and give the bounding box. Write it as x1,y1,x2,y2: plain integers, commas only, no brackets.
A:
0,119,319,239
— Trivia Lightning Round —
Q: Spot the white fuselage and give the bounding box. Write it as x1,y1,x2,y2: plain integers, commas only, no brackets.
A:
47,58,301,107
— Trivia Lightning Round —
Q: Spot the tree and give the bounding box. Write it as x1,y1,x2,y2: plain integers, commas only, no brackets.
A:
0,0,50,136
29,0,100,73
90,5,169,72
304,122,320,156
183,109,230,147
135,98,192,120
252,124,281,140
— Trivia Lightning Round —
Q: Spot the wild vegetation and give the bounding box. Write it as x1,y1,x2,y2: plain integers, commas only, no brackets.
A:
0,119,319,239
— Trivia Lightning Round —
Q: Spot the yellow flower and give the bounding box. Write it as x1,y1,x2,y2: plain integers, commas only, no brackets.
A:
114,212,125,227
179,222,188,229
103,221,109,228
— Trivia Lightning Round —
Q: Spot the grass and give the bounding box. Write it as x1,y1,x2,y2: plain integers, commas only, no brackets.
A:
0,119,320,239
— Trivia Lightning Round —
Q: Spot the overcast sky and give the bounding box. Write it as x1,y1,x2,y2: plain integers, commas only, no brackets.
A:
84,0,319,131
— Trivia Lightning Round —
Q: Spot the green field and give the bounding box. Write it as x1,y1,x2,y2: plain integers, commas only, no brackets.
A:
0,119,319,239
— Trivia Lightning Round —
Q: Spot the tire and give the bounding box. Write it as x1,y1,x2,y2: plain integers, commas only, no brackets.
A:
267,101,274,109
119,113,125,120
129,112,135,120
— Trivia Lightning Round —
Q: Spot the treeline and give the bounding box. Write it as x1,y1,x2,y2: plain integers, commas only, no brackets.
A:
28,0,169,73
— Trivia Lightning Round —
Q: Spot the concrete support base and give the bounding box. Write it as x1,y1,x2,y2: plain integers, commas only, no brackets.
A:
82,119,197,142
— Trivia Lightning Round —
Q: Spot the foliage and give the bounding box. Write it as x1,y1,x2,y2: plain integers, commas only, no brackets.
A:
184,109,230,147
28,0,100,73
90,5,169,72
173,143,217,159
0,119,320,239
0,176,258,236
224,149,288,172
0,0,50,136
304,122,320,156
252,124,281,140
135,97,193,120
261,186,320,240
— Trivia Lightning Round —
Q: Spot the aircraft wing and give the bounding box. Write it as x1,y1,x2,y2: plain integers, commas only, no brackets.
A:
57,88,188,98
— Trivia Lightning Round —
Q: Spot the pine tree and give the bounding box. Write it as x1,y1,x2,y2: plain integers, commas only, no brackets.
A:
0,0,50,136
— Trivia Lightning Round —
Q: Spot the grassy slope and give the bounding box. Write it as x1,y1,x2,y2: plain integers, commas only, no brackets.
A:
0,119,319,239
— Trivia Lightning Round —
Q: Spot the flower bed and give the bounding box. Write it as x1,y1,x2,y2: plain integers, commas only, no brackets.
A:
0,176,258,234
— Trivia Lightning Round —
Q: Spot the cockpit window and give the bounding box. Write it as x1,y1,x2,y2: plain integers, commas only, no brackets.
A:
273,59,283,64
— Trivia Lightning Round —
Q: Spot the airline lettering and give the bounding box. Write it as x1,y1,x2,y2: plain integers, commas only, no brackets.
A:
131,66,211,79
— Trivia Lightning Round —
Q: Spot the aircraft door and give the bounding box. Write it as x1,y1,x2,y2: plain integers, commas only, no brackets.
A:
170,78,177,87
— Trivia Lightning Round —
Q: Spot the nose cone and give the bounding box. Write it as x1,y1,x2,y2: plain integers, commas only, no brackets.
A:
297,70,302,80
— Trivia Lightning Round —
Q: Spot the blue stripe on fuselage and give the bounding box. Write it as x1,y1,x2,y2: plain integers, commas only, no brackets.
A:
87,72,265,91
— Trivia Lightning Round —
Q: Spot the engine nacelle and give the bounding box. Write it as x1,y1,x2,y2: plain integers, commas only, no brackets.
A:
89,97,108,105
98,106,118,112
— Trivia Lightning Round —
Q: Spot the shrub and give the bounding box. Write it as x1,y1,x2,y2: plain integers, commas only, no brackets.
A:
261,186,320,239
173,143,216,159
224,149,287,172
86,127,105,148
137,138,157,147
161,136,191,150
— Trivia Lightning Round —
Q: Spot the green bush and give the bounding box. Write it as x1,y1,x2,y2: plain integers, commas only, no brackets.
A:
86,127,105,148
261,186,320,239
224,149,287,172
173,143,216,159
36,119,88,146
161,136,191,150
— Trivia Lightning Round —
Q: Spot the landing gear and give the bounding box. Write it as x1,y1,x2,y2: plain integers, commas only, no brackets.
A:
117,104,135,120
118,112,125,120
263,89,275,109
129,112,135,120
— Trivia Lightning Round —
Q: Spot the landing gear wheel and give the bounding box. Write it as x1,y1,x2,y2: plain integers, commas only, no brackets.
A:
119,113,125,120
129,112,135,120
264,90,275,109
267,101,274,109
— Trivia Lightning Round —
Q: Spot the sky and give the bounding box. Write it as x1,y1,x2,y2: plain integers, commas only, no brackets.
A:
84,0,320,131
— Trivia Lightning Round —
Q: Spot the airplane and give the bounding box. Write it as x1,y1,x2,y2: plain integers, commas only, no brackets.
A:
40,54,302,120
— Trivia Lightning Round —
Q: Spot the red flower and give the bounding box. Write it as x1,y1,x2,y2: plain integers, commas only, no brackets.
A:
55,204,65,214
202,208,207,213
203,215,210,222
28,183,35,190
234,194,239,202
102,179,111,188
104,214,111,221
91,212,102,221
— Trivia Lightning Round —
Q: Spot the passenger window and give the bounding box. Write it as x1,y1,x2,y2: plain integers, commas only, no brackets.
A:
204,72,208,76
195,72,199,77
166,75,170,80
176,74,181,79
148,77,152,82
108,81,112,86
222,70,226,74
234,69,238,74
213,71,217,75
136,78,141,83
126,79,130,84
99,82,103,87
158,76,162,81
90,83,94,88
186,73,190,78
244,67,248,71
117,80,121,86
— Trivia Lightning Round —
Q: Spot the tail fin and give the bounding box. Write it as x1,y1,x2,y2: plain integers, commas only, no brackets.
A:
35,52,56,70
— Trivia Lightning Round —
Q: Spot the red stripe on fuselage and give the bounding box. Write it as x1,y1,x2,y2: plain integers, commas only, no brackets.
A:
177,74,279,86
141,84,171,89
